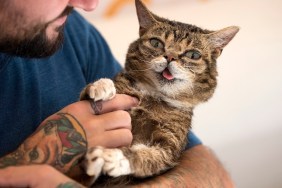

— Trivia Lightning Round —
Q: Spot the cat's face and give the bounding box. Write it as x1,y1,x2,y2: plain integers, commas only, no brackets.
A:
134,23,212,96
125,0,238,101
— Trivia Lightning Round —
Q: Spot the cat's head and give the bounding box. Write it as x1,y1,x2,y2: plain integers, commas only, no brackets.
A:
125,0,239,105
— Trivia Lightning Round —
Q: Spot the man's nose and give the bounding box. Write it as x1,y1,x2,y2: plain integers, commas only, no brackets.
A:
68,0,99,11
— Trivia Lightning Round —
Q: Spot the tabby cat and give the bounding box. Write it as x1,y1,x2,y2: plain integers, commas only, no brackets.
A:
80,0,239,185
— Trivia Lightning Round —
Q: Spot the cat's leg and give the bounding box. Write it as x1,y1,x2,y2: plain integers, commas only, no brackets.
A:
85,144,178,178
121,144,178,177
79,78,116,182
79,78,116,101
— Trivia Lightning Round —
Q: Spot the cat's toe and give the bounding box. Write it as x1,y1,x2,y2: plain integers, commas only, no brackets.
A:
88,78,116,101
84,147,104,179
102,149,132,177
88,85,97,100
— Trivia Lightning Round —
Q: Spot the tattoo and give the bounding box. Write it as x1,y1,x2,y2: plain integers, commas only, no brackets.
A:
29,147,39,161
57,182,85,188
0,113,87,173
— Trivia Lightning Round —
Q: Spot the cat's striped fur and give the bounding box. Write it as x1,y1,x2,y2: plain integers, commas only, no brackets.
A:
81,0,239,186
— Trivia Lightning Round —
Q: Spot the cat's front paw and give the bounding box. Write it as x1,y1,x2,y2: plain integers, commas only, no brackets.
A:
84,147,105,182
85,147,132,179
80,78,116,101
102,148,132,177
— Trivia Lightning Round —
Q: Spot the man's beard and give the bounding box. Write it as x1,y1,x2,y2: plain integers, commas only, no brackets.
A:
0,6,73,58
0,25,64,58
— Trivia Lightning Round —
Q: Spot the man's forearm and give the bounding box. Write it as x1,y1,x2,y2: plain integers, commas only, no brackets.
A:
132,145,234,188
0,113,87,173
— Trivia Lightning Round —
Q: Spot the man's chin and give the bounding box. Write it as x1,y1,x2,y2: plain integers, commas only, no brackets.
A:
0,27,64,58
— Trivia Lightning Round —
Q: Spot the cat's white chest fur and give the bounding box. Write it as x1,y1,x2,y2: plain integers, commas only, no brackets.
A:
136,82,193,110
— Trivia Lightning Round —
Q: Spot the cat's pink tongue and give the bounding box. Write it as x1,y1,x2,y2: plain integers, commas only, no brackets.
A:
162,68,174,80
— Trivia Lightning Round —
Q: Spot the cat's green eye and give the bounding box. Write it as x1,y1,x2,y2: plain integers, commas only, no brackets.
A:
150,39,164,49
185,50,202,60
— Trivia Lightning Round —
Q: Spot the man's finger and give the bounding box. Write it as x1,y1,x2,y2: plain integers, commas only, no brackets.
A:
103,129,133,148
0,166,32,187
89,94,139,115
93,110,132,131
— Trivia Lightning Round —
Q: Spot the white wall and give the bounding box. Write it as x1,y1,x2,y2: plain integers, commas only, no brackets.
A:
79,0,282,187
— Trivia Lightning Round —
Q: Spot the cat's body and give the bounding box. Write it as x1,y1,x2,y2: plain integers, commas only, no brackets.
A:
80,0,239,186
114,71,192,176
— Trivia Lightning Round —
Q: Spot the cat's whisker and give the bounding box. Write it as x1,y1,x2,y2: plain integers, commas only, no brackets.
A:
133,56,154,64
188,84,194,95
185,67,196,78
141,51,155,59
191,71,196,79
129,67,154,72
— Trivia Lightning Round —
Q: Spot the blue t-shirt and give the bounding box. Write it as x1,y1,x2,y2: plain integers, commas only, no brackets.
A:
0,11,201,157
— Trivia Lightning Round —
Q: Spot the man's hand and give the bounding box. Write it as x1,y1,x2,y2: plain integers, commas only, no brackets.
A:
0,165,85,188
60,94,138,148
0,94,138,174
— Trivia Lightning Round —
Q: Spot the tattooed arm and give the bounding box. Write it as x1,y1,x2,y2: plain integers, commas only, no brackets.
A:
0,165,86,188
0,112,87,173
0,95,138,174
0,146,233,188
131,145,234,188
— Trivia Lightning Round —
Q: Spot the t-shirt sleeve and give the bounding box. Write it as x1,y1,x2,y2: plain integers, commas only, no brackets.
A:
85,24,122,82
185,131,202,150
65,11,122,83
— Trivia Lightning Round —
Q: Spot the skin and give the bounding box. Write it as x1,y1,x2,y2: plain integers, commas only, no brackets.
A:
0,0,99,39
0,165,85,188
0,96,137,172
0,0,99,57
0,0,234,187
0,146,234,188
0,0,136,171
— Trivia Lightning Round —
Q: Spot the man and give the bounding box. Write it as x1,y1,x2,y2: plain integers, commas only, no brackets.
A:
0,0,234,187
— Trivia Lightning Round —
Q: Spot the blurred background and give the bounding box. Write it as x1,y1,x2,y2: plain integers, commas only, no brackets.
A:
79,0,282,187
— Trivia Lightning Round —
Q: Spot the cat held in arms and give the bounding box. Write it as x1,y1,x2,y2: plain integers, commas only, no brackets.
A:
79,0,239,186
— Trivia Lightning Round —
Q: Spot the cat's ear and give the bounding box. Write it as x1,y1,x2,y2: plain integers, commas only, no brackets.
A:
135,0,158,36
207,26,239,57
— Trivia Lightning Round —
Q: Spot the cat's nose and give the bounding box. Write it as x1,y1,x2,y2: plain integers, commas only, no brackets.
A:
164,54,177,63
